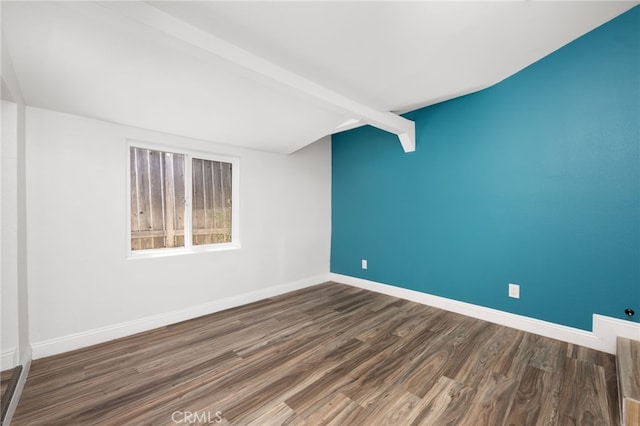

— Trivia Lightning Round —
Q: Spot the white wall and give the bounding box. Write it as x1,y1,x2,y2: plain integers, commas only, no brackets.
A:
1,100,19,369
2,31,30,373
26,107,331,357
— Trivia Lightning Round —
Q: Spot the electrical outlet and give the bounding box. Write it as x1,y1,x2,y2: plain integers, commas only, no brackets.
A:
508,283,520,299
361,259,368,270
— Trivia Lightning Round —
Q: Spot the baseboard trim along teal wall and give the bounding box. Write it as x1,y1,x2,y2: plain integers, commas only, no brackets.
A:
331,6,640,332
331,274,640,355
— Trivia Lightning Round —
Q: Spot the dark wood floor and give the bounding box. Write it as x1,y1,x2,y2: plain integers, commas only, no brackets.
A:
1,367,14,418
1,369,12,400
13,282,618,425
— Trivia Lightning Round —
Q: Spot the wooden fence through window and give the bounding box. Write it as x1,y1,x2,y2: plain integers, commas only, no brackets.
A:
192,158,232,245
130,147,232,250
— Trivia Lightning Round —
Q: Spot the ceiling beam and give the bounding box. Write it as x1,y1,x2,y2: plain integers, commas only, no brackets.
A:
96,2,415,152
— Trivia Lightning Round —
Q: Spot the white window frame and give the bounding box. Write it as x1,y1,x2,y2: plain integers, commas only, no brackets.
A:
126,140,240,259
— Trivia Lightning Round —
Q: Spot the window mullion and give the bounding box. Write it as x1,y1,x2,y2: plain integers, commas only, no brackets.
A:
184,155,193,249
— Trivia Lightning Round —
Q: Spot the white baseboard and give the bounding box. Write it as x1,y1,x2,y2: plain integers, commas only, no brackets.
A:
330,273,640,354
27,272,639,359
593,314,640,353
1,348,17,371
2,346,32,426
31,274,330,359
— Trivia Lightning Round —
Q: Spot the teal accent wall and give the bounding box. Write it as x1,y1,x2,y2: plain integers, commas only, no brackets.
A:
331,6,640,331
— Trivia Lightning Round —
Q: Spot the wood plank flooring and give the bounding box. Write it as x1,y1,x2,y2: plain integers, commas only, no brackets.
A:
1,366,19,422
12,282,618,425
1,368,12,401
617,337,640,426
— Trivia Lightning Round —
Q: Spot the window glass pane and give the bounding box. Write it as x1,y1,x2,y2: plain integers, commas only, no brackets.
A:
130,147,185,250
192,158,232,245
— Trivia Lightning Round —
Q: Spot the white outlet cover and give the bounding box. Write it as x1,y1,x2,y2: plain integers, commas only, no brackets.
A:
362,259,368,269
509,283,520,299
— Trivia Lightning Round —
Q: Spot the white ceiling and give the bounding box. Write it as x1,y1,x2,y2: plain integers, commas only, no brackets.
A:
1,1,637,154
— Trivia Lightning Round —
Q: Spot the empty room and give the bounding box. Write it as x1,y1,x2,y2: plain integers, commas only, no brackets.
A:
1,2,639,425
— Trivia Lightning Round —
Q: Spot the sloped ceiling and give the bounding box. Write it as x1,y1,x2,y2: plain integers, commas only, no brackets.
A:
1,1,637,154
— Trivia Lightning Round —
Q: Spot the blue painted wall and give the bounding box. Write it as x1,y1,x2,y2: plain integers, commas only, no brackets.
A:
331,6,640,331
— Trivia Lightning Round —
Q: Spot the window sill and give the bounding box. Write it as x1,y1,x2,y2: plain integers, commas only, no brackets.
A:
127,242,241,260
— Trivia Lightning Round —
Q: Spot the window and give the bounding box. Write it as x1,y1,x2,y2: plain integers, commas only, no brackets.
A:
128,143,238,256
191,157,233,245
